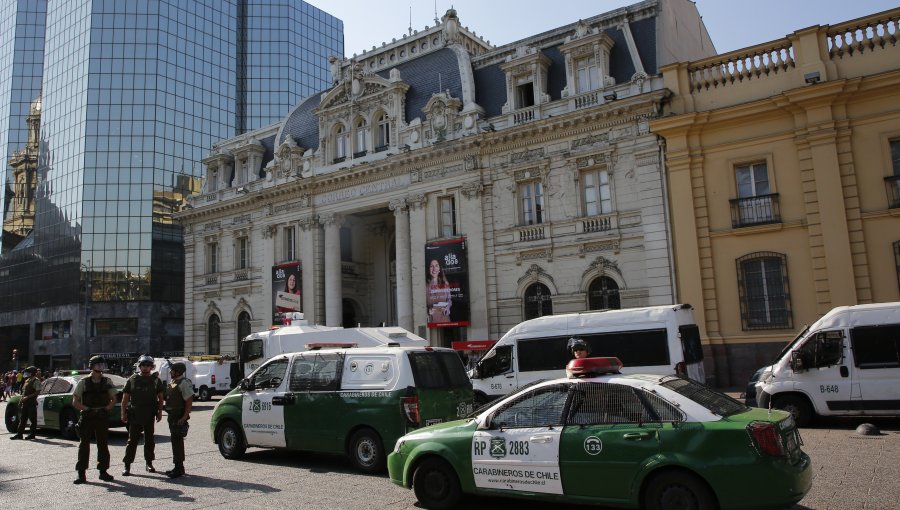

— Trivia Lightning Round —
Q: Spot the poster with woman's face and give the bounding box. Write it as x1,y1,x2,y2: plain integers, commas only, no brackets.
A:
272,262,302,325
425,238,470,328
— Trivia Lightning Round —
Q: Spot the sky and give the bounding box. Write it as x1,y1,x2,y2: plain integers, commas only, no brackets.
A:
308,0,899,58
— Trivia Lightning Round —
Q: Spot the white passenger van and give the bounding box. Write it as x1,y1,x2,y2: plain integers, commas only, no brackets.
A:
192,359,238,401
239,321,427,377
470,304,705,402
754,302,900,426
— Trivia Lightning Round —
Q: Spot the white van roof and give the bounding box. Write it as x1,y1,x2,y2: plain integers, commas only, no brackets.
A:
281,344,450,356
502,304,694,339
810,302,900,330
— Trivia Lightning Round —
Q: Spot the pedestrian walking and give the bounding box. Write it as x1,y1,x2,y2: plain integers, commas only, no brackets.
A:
9,366,41,440
164,362,193,479
121,355,165,475
72,355,117,484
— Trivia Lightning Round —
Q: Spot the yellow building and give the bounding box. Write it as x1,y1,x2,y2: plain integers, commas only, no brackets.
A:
651,8,900,386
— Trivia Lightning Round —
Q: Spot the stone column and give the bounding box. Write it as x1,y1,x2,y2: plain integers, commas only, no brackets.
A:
459,181,488,339
390,198,413,331
320,212,344,327
407,194,428,334
298,216,318,323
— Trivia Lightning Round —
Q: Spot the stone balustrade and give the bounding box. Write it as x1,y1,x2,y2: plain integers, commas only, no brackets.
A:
517,224,545,242
687,41,794,92
827,11,899,59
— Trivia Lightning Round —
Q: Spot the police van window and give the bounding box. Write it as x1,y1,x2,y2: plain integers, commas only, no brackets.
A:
252,358,288,389
290,353,344,391
491,384,569,428
850,325,900,368
477,345,513,378
241,338,263,362
517,330,671,372
679,325,704,363
567,383,679,425
804,331,842,368
408,351,472,389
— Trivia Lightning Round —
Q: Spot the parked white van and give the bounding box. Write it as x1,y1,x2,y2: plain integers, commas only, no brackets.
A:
193,360,238,401
239,324,427,377
470,304,706,403
753,302,900,426
155,358,196,387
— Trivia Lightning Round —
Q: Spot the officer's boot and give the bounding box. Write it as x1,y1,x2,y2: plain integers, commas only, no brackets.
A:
145,461,156,473
73,471,86,484
166,464,185,479
9,433,23,440
122,463,131,476
98,470,114,482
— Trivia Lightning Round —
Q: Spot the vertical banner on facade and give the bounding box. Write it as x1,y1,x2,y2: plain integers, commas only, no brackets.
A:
272,262,302,325
425,237,470,328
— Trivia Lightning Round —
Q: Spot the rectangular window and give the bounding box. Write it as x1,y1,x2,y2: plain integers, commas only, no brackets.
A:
517,331,671,373
284,227,296,262
355,124,368,154
576,58,600,94
237,237,249,269
738,253,792,330
439,196,456,237
736,162,770,197
519,181,544,225
376,115,391,149
582,169,611,216
92,318,138,336
207,242,218,274
733,161,779,226
516,82,535,108
850,325,900,368
891,139,900,175
888,140,900,208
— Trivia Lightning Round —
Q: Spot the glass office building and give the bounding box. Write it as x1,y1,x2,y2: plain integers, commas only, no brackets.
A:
0,0,342,371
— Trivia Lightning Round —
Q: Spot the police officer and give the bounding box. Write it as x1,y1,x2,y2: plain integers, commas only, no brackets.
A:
567,337,591,359
121,355,165,476
164,362,193,479
72,355,117,484
10,366,40,440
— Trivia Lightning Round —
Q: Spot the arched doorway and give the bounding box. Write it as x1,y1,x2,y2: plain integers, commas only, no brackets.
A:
523,282,553,320
237,311,251,345
208,315,220,355
588,276,620,310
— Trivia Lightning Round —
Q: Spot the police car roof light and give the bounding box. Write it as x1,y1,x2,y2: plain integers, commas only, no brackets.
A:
305,342,357,351
566,357,623,378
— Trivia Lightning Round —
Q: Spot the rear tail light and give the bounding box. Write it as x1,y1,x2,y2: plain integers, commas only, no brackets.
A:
401,395,420,426
211,374,216,384
747,421,786,457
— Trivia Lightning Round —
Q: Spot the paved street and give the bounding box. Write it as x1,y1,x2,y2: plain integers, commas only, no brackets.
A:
1,399,897,510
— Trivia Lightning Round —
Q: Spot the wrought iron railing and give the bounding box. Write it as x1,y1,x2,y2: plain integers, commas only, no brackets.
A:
730,193,780,228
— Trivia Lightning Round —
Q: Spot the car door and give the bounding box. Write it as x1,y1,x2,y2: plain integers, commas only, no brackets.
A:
284,352,344,453
791,330,856,413
241,356,289,448
472,383,570,495
559,382,662,500
35,378,58,427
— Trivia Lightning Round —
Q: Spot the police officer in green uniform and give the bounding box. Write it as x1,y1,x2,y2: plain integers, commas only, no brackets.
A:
121,354,165,476
9,366,40,440
72,355,117,484
164,362,193,479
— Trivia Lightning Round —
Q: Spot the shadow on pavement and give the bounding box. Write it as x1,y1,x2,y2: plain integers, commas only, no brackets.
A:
160,472,280,494
101,478,195,503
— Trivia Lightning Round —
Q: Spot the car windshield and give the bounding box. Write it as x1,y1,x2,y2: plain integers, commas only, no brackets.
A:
775,325,810,362
658,376,748,417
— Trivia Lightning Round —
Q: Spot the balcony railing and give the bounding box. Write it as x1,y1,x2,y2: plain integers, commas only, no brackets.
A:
580,213,617,233
885,175,900,209
730,193,781,228
518,224,546,242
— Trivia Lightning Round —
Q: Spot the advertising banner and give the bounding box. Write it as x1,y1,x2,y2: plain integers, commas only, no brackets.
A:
425,237,470,328
272,262,302,326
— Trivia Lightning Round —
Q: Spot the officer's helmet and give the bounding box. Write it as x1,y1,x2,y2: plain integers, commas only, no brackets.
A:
88,355,107,372
567,337,590,355
138,354,155,368
170,362,186,375
24,366,38,377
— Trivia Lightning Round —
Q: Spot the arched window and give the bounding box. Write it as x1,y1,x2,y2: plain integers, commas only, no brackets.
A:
523,283,553,320
375,112,390,150
208,315,220,355
237,311,251,344
333,123,348,162
588,276,620,310
736,252,792,330
354,118,368,156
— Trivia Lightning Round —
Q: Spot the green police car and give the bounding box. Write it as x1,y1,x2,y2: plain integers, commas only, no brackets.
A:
5,371,126,439
388,357,812,510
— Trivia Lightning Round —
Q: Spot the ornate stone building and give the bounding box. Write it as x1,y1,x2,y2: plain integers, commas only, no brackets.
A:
651,8,900,386
2,94,40,252
176,1,715,357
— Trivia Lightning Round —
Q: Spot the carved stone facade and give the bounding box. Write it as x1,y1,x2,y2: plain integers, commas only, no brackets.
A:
176,2,716,356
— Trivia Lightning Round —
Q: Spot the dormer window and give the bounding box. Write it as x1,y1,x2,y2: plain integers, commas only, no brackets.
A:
375,112,390,151
576,57,601,94
559,23,615,99
517,82,535,108
354,118,368,157
333,123,348,163
500,47,551,115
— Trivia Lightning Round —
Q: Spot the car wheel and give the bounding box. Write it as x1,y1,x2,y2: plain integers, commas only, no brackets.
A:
5,403,18,433
217,421,246,459
199,386,211,401
644,470,716,510
773,394,813,427
61,409,80,440
413,457,462,510
349,428,384,473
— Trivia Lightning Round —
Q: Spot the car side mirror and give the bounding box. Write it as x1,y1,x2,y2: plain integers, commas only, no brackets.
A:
239,379,254,391
790,352,806,373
